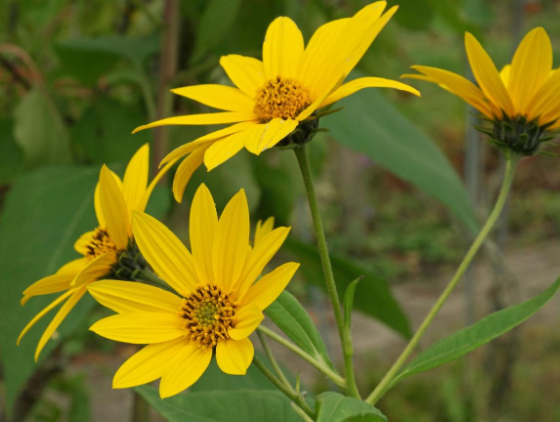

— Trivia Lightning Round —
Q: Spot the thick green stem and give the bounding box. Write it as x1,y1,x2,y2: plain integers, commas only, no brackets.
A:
294,145,361,399
133,269,169,290
257,326,346,389
366,152,520,405
257,330,295,394
253,356,315,419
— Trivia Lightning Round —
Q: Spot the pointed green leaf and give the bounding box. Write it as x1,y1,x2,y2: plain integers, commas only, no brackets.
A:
315,392,387,422
266,291,336,371
344,277,363,334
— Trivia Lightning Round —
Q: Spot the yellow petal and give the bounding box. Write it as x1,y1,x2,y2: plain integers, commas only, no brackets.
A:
203,130,248,171
244,118,299,155
500,64,511,86
88,280,182,314
406,66,496,118
160,122,258,167
99,165,130,249
132,112,257,134
160,342,212,398
212,189,250,291
263,17,304,80
173,145,208,203
236,227,291,299
228,304,263,340
508,27,552,114
136,156,180,213
216,338,254,375
57,257,90,274
122,144,149,212
17,290,74,346
529,69,560,122
242,262,300,310
189,184,218,285
465,32,514,117
94,170,122,228
90,312,184,344
297,75,343,121
254,217,275,247
172,84,254,112
71,252,117,288
132,211,198,296
321,76,420,108
113,337,187,389
23,271,77,297
35,286,88,361
220,55,266,98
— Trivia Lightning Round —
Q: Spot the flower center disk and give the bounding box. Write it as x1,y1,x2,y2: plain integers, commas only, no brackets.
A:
254,77,311,122
181,285,237,349
86,227,118,258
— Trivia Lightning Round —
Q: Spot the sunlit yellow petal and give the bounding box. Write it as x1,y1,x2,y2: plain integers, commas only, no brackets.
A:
229,304,263,340
321,76,420,108
160,342,212,398
23,271,76,297
508,27,552,114
99,165,130,249
465,32,514,117
216,338,254,375
190,184,218,285
242,262,300,310
113,338,187,389
297,76,343,121
220,55,266,98
17,290,74,346
136,156,180,213
263,17,304,80
57,257,90,274
173,145,209,203
213,189,250,291
172,84,254,112
529,69,560,123
122,144,149,211
94,170,122,228
237,227,290,298
500,64,511,87
132,211,198,296
254,217,275,247
88,280,182,314
203,131,247,171
35,286,87,361
71,252,117,288
132,112,257,134
244,118,299,155
90,312,184,344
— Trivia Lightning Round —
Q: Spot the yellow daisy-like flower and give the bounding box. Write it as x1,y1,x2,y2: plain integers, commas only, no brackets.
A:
18,144,173,360
404,28,560,155
132,1,419,202
87,184,299,398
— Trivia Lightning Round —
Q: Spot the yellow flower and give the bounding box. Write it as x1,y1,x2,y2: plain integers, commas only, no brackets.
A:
18,145,173,360
87,184,299,398
132,1,419,202
404,28,560,155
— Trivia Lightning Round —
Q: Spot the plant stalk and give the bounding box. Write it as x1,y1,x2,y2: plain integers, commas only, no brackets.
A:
294,145,361,399
253,356,315,419
366,152,520,405
257,330,295,393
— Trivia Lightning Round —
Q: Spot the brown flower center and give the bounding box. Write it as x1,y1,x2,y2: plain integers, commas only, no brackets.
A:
85,227,118,258
180,285,237,349
254,77,311,122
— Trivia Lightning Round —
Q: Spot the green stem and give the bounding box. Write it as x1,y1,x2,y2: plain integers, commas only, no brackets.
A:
366,152,520,405
253,356,316,419
294,145,361,399
133,269,169,290
257,330,295,393
257,326,346,389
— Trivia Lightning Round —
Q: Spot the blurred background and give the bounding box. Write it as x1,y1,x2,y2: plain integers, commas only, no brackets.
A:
1,0,560,421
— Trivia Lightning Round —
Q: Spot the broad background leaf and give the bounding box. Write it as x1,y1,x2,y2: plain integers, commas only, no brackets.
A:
390,275,560,389
315,392,387,422
137,386,301,422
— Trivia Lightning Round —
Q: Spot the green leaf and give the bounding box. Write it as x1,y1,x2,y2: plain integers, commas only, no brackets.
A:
326,85,478,234
315,392,388,422
191,0,243,63
390,275,560,389
0,119,24,184
0,166,99,414
343,277,363,334
284,238,412,338
136,385,301,422
71,99,151,164
14,89,73,169
266,291,337,371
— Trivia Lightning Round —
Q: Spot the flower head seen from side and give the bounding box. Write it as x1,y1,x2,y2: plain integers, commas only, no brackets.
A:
404,27,560,156
132,1,420,202
18,144,173,361
88,184,299,398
